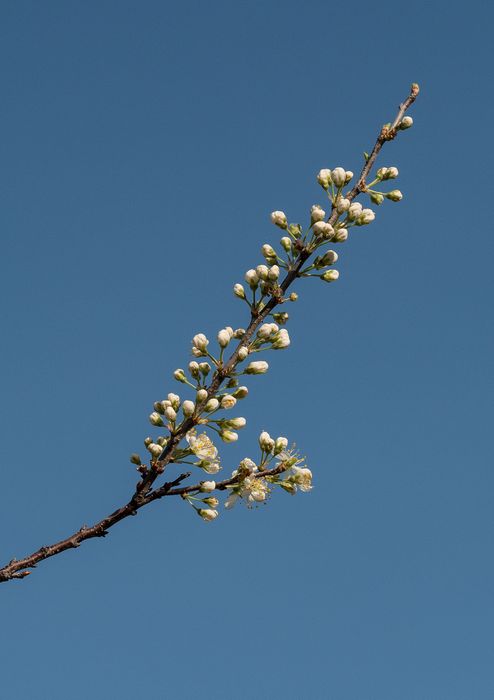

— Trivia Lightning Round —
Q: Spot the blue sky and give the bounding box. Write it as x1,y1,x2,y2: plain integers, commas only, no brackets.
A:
1,1,493,698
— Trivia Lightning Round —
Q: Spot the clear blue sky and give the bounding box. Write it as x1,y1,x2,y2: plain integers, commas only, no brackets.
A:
1,1,493,698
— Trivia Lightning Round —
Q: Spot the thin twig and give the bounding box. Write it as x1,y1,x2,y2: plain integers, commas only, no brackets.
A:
0,84,418,584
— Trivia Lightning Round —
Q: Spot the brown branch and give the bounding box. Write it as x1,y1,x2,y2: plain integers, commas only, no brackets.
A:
0,84,419,584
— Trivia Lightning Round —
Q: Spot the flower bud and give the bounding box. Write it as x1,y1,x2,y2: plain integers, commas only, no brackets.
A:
148,443,163,459
258,323,275,338
333,228,348,243
289,292,298,302
376,167,388,180
220,430,238,443
217,328,231,348
156,436,168,447
356,208,376,225
227,417,246,429
153,401,165,414
331,167,346,187
386,189,403,202
196,388,208,402
233,385,249,399
221,395,237,410
233,283,246,299
347,202,363,220
164,406,177,422
259,431,275,452
370,192,384,205
268,265,280,280
144,437,153,447
270,210,288,228
280,236,292,252
149,412,165,427
130,453,142,465
317,168,332,188
262,244,277,261
345,170,353,183
399,116,413,130
192,333,209,351
173,368,187,383
310,205,326,222
188,361,200,378
202,496,219,507
321,269,340,282
387,166,399,179
200,480,216,493
182,400,195,416
312,221,334,239
199,362,211,376
245,360,269,374
197,508,219,522
204,398,218,413
337,197,351,213
274,436,288,454
245,269,259,288
201,461,220,474
238,346,249,360
316,250,338,268
167,393,180,409
272,328,290,349
256,264,269,280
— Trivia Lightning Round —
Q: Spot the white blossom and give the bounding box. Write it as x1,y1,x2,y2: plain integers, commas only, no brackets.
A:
337,197,351,213
259,431,275,452
312,221,334,239
197,508,218,522
310,205,326,222
272,328,290,349
205,398,220,412
200,480,216,493
386,189,403,201
233,283,246,299
149,412,164,427
245,269,259,287
317,168,332,188
186,430,218,461
245,360,269,374
182,400,195,416
321,270,340,282
218,328,231,347
220,395,237,410
270,210,288,228
192,333,209,352
220,430,238,443
331,167,346,187
237,346,249,360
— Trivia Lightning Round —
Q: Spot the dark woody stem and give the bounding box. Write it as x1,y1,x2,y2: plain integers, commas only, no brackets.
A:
0,84,418,584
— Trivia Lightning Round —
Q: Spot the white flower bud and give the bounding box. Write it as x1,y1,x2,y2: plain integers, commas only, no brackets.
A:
245,269,259,288
144,437,153,447
268,265,280,280
357,208,376,225
376,167,388,180
319,250,338,266
262,244,277,260
233,385,248,399
174,368,187,383
256,264,269,280
203,496,219,507
347,202,363,220
274,436,288,454
270,210,288,228
272,328,290,349
317,168,332,188
148,443,163,459
289,292,298,301
237,346,249,360
227,417,247,429
245,360,269,374
321,269,340,282
220,430,238,443
153,401,165,414
345,170,353,183
310,205,326,222
259,431,275,452
221,395,237,410
258,323,274,339
149,411,165,427
280,236,292,252
202,461,220,474
333,228,348,242
200,480,216,493
312,221,334,239
188,361,200,378
387,166,399,179
192,333,209,351
205,398,220,412
182,400,195,416
199,362,211,376
217,329,231,348
164,406,177,421
370,192,384,205
331,167,346,187
233,283,246,299
337,197,351,213
399,116,413,130
197,508,219,522
196,388,208,402
167,393,180,409
386,189,403,202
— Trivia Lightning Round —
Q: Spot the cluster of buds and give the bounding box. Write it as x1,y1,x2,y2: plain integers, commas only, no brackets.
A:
317,167,353,190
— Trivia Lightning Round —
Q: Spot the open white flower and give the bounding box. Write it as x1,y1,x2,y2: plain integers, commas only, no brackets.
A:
186,429,218,461
291,466,313,492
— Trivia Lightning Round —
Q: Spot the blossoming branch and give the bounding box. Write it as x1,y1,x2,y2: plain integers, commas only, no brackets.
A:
0,83,419,583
